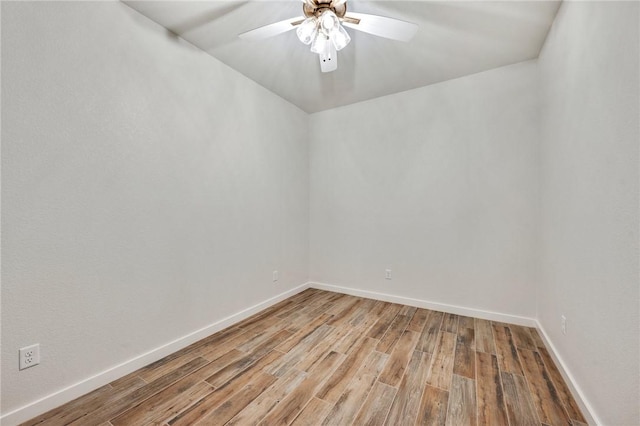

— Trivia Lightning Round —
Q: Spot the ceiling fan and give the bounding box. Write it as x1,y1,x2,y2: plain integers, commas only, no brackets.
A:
238,0,418,73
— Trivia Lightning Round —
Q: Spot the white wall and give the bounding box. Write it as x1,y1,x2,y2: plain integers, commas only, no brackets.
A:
1,1,308,416
537,2,639,424
309,61,539,319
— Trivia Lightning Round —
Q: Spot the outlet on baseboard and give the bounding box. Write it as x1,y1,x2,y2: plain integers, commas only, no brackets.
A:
272,270,278,282
561,315,567,335
385,269,392,280
19,344,40,370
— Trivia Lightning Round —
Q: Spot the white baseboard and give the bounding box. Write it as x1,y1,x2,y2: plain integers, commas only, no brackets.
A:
534,321,600,425
0,283,310,426
309,282,537,327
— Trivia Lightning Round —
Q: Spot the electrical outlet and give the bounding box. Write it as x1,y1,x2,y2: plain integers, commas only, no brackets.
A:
19,344,40,370
561,315,567,335
273,270,278,282
385,269,392,280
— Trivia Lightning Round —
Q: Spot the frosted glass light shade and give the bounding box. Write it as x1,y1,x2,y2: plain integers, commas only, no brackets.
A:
331,25,351,51
319,10,339,35
310,33,329,54
297,17,318,45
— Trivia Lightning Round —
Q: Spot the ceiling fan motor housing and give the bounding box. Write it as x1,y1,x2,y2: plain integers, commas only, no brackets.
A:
303,0,347,19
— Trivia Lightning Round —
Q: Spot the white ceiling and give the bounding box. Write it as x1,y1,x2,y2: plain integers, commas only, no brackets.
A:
124,1,561,113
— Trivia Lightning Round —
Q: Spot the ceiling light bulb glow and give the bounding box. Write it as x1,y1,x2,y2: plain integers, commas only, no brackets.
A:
296,17,318,45
320,11,338,34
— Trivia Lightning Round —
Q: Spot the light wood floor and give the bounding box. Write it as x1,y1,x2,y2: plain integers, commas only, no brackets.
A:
23,289,587,426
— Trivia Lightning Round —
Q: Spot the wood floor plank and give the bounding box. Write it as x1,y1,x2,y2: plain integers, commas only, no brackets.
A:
445,375,477,426
275,291,323,320
385,350,431,426
399,305,418,317
537,346,586,423
519,348,572,425
458,315,475,331
290,397,333,425
529,327,547,349
137,355,200,385
476,351,509,426
376,312,414,354
68,357,210,426
321,351,389,425
352,381,397,426
187,349,247,382
366,304,403,340
197,372,277,425
315,336,378,403
132,326,242,382
349,299,386,327
110,376,214,426
417,311,444,353
294,327,350,372
21,383,131,426
425,331,456,390
378,330,420,387
509,324,537,351
333,326,367,354
196,330,254,362
492,323,524,375
258,351,344,425
416,385,449,426
168,350,283,425
406,308,430,333
235,318,290,353
323,294,359,316
452,327,475,379
264,324,333,377
226,368,308,425
275,313,333,353
501,372,540,426
204,329,290,388
475,319,496,354
326,298,364,327
440,313,459,333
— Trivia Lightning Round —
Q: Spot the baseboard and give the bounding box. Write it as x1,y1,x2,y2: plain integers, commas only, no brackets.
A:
310,281,537,326
535,321,600,425
0,282,310,426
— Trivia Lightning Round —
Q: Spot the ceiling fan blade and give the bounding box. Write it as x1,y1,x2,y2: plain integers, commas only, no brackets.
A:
342,12,418,42
239,16,305,41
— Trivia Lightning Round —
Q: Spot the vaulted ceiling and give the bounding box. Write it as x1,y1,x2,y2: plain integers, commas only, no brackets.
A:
124,1,561,113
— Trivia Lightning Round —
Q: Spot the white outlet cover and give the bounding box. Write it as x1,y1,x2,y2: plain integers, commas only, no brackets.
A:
19,343,40,370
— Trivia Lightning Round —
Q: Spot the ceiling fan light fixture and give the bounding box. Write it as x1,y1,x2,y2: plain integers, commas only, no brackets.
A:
239,0,418,73
296,17,318,45
331,24,351,51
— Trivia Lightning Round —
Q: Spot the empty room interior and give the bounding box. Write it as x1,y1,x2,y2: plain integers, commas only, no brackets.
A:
1,0,638,425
